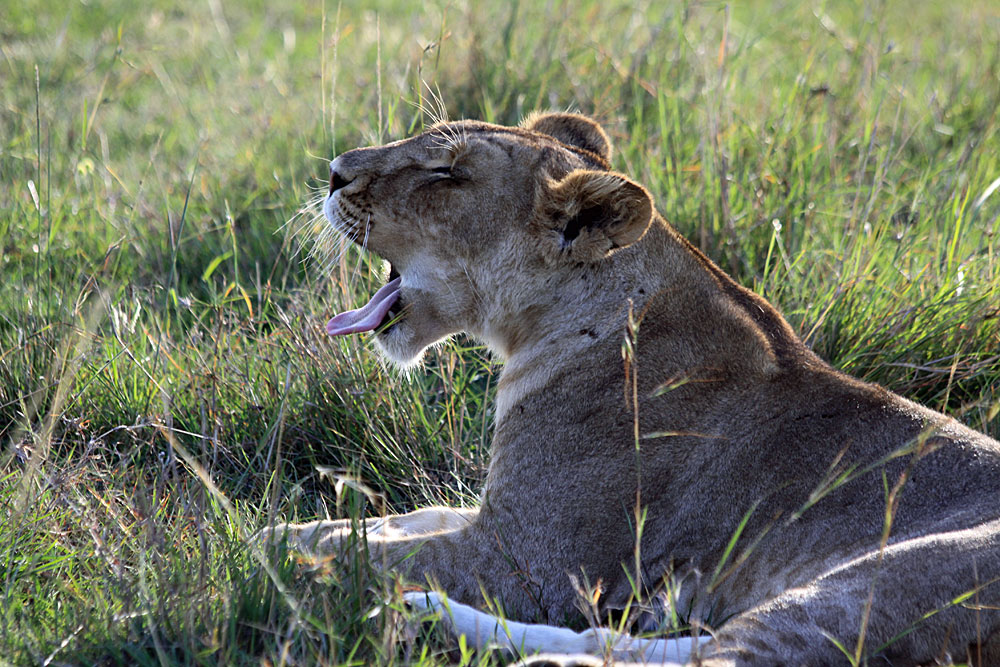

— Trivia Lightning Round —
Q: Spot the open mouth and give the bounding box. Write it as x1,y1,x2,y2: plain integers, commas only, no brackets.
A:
326,264,404,336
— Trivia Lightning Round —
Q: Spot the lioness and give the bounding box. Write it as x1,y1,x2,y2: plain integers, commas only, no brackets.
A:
275,112,1000,665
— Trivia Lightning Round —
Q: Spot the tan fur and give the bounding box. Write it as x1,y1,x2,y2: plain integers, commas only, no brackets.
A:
274,113,1000,665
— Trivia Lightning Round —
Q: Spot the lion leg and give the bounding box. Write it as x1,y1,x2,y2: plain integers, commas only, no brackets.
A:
405,590,709,665
262,506,478,552
267,505,565,617
699,522,1000,666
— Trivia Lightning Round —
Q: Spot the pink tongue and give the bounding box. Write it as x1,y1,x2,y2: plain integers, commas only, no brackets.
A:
326,277,402,336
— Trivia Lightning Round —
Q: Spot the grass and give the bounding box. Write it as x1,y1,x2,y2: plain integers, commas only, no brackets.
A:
1,0,998,664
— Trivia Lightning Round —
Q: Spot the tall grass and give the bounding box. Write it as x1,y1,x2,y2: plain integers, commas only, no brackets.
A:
1,0,998,664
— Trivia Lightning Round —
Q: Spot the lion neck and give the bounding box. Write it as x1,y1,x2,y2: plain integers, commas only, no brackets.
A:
491,216,810,425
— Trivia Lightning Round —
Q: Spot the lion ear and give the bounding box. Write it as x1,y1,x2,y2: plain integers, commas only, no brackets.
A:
540,170,654,263
521,112,612,162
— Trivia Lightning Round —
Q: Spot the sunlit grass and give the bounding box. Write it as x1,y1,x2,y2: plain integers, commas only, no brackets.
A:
1,0,998,664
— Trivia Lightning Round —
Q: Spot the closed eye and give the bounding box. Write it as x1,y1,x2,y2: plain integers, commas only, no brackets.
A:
430,165,452,175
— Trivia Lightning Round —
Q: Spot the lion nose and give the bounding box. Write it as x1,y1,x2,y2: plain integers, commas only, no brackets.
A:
330,170,352,194
328,157,356,194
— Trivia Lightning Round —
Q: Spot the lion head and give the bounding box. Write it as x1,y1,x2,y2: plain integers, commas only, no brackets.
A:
322,112,654,366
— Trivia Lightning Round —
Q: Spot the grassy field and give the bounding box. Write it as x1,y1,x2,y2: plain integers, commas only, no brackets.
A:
2,0,999,664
